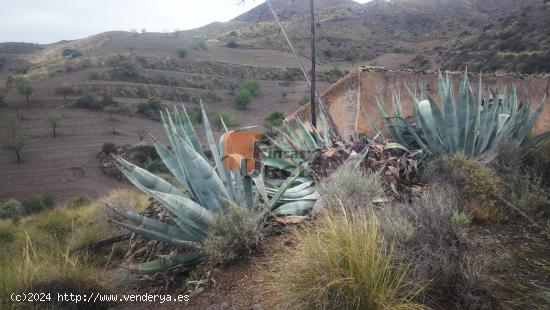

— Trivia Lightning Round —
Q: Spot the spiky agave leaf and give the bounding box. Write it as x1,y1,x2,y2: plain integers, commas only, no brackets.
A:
378,70,550,161
111,104,319,272
130,252,203,273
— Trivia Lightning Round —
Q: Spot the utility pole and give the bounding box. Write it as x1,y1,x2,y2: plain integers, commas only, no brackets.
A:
310,0,317,129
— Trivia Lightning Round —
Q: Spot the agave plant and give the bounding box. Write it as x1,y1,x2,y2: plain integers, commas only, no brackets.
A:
376,69,550,162
260,113,332,172
109,104,317,272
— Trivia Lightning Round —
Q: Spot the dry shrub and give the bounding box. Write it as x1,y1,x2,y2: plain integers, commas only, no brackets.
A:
424,155,504,223
398,188,498,309
202,203,263,265
317,164,496,309
319,162,386,211
264,208,424,310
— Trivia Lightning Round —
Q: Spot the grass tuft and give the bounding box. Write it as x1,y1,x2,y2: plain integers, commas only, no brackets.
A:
265,208,424,309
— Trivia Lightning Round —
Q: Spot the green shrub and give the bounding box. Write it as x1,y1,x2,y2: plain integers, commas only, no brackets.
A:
107,55,140,80
438,155,503,223
264,111,285,129
62,48,82,58
0,199,23,220
210,112,239,129
226,39,239,48
202,204,262,265
74,94,102,109
234,87,252,110
185,104,202,124
21,195,56,215
101,143,116,155
67,195,92,209
265,209,421,309
177,48,188,59
88,71,99,80
137,97,162,115
241,79,259,96
298,95,310,106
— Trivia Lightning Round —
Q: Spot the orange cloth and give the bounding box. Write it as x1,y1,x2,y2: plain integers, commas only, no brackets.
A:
222,131,262,171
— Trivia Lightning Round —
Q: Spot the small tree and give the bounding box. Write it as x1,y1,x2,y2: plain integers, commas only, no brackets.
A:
1,134,26,163
47,116,62,137
16,79,33,104
137,128,146,141
280,91,288,103
0,85,7,107
227,80,239,95
234,88,252,110
242,79,260,96
264,111,285,129
56,82,73,103
103,105,118,120
177,48,188,59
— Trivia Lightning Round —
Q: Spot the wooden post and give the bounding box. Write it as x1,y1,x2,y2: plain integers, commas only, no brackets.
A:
310,0,317,129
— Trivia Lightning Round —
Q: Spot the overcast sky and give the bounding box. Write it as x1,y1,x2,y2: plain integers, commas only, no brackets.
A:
0,0,372,44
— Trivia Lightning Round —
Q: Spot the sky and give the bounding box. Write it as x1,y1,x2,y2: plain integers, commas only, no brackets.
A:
0,0,372,44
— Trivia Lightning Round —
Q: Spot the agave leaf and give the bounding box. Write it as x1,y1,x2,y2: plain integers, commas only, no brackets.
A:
268,166,302,209
172,133,229,211
377,98,406,145
384,143,411,153
148,190,214,229
516,95,546,145
200,103,236,201
273,126,306,152
261,157,297,173
109,206,198,241
112,220,200,249
112,155,184,196
130,252,203,273
178,105,206,158
520,132,550,154
319,110,331,145
284,121,306,149
150,135,191,193
416,100,441,153
271,200,316,216
295,116,318,150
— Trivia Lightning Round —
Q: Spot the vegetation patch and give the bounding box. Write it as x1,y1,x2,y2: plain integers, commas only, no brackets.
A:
202,204,263,265
265,208,422,309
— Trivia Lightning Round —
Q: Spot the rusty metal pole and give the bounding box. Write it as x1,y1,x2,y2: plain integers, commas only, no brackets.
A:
310,0,317,129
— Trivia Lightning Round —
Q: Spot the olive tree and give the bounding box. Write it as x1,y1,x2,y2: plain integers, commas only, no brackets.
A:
16,79,33,104
47,116,63,137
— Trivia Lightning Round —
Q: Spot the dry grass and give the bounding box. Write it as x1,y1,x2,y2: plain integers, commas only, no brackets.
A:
264,208,424,310
0,189,147,308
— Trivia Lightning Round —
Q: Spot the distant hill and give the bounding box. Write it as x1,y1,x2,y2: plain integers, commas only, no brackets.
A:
1,0,549,83
437,1,550,73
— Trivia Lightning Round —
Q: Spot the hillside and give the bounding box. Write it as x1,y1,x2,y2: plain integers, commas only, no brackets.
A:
1,0,550,202
438,1,550,73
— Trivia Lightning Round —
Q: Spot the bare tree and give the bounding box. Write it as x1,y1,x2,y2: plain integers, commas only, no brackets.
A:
137,128,146,142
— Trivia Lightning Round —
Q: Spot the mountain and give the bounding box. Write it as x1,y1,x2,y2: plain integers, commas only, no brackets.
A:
1,0,548,84
437,1,550,73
